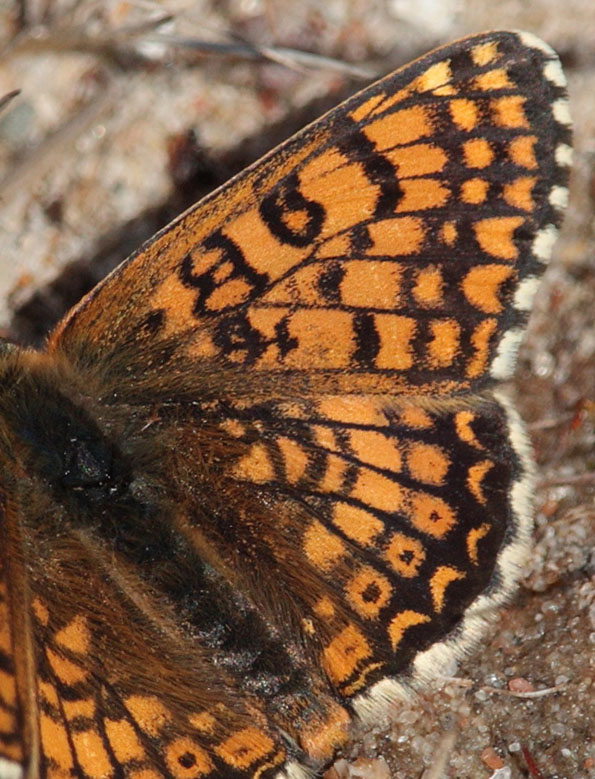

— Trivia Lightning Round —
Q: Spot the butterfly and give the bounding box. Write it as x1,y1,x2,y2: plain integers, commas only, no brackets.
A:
0,30,571,779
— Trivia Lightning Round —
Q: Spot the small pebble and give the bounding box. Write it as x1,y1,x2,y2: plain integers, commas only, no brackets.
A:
480,746,504,769
508,677,535,693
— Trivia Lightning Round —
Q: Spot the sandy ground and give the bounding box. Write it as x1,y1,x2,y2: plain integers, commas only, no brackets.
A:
0,2,593,777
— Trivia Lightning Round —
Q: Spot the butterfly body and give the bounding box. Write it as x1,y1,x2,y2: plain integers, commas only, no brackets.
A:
0,30,571,779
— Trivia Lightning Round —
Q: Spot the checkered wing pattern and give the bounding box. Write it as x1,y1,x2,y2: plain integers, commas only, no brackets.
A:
1,31,570,779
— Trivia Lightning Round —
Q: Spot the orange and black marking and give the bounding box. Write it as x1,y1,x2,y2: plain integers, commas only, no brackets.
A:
53,34,570,398
0,31,570,779
0,559,22,766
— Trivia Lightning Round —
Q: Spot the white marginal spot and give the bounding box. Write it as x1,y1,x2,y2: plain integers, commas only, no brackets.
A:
514,276,540,311
543,58,567,88
553,98,572,126
532,224,559,262
555,143,573,167
516,30,557,58
412,633,467,682
353,677,412,723
490,328,524,380
510,478,535,545
0,760,23,779
487,391,535,590
549,185,569,210
275,762,316,779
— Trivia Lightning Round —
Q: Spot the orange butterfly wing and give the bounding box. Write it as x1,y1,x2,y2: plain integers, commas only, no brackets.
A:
1,31,571,779
51,32,570,398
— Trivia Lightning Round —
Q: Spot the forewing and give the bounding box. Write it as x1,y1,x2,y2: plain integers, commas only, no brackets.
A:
50,31,571,398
